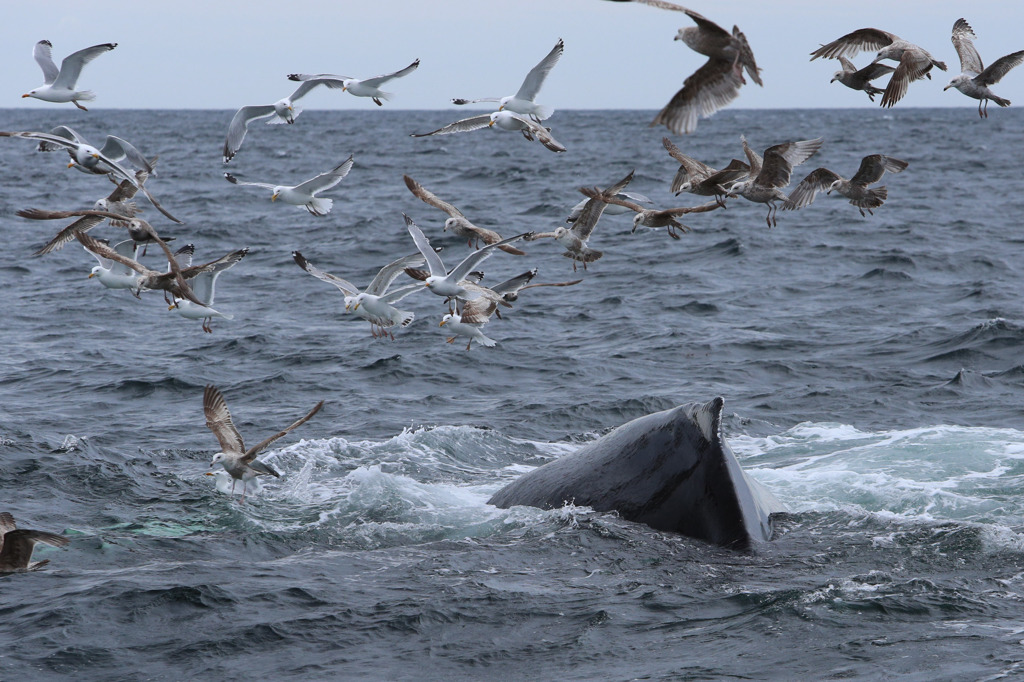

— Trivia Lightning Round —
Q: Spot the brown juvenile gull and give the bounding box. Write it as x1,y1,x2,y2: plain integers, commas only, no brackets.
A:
809,28,947,108
451,39,563,120
0,129,181,224
224,155,354,216
661,136,749,204
403,175,526,255
204,385,324,502
578,186,721,240
828,57,896,102
22,40,117,110
605,1,761,134
723,137,824,227
784,154,909,216
944,18,1024,118
31,179,139,256
0,512,69,572
528,170,636,270
286,58,419,107
411,111,566,153
293,250,429,340
18,208,177,258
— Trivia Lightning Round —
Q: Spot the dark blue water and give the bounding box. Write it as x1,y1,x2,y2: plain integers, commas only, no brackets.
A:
2,107,1024,680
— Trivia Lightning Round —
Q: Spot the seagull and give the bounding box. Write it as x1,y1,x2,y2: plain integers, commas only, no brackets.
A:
36,125,155,178
451,39,563,120
944,18,1024,118
566,189,651,223
661,136,750,204
286,58,420,106
403,175,526,255
785,154,909,216
604,1,760,134
169,248,249,333
74,231,210,306
0,130,182,224
723,137,823,227
84,238,142,290
0,512,69,572
411,110,566,152
18,208,176,258
222,79,342,162
31,179,139,256
204,385,324,503
22,40,117,110
809,28,947,108
403,213,529,304
577,186,722,239
828,57,895,102
292,250,428,340
224,155,354,216
529,170,636,270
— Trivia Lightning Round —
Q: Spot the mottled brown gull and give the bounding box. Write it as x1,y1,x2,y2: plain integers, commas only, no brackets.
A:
828,57,895,102
944,18,1024,118
661,137,749,203
784,155,908,216
204,385,324,503
578,186,722,239
723,137,823,227
0,512,69,572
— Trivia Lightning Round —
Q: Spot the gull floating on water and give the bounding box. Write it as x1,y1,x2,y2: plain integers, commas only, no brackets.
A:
944,18,1024,118
286,58,420,107
0,512,69,572
224,155,354,216
0,130,181,224
809,28,947,108
411,110,566,153
661,136,749,204
529,170,637,270
827,57,895,102
451,39,563,120
169,247,249,333
722,136,823,227
785,154,909,216
204,385,324,502
403,175,526,255
23,40,116,110
222,79,345,162
292,250,428,340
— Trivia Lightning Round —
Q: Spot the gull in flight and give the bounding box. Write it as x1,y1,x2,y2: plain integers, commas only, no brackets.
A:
451,39,563,120
222,79,349,162
169,248,249,333
403,175,526,255
18,208,177,258
661,136,749,204
403,213,529,305
0,512,69,572
827,57,895,102
944,18,1024,118
30,179,140,256
411,110,566,152
578,183,723,239
286,58,420,106
0,129,182,224
785,154,909,216
604,1,761,134
723,136,824,227
83,238,143,290
809,28,947,108
529,170,637,270
22,40,117,110
292,250,429,340
204,385,324,503
224,155,354,216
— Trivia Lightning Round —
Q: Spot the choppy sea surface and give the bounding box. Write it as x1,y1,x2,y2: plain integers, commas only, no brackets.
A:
2,107,1024,680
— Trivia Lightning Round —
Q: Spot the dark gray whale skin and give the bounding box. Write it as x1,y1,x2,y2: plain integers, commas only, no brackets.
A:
489,397,785,549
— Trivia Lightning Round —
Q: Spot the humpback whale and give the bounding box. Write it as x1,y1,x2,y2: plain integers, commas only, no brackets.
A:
489,397,785,549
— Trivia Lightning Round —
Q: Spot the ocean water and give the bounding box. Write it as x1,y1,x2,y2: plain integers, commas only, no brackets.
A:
2,106,1024,680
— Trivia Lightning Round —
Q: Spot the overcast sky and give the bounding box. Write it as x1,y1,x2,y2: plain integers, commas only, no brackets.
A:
2,1,1020,112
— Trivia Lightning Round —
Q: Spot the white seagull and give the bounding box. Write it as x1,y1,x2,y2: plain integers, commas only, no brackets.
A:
292,250,428,340
169,248,249,333
224,155,354,216
22,40,117,110
411,110,566,153
204,385,324,503
944,18,1024,118
84,238,142,290
451,39,563,120
286,58,420,106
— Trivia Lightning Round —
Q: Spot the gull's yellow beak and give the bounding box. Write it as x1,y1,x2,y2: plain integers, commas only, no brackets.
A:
439,319,447,327
488,120,495,127
352,302,360,310
88,273,95,278
271,193,278,202
67,162,76,168
168,303,177,310
21,94,31,98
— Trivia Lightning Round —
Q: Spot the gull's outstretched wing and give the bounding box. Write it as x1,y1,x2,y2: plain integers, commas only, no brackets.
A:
243,399,325,461
223,104,277,162
515,39,564,101
32,40,59,84
292,251,360,296
53,42,117,90
293,155,354,195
